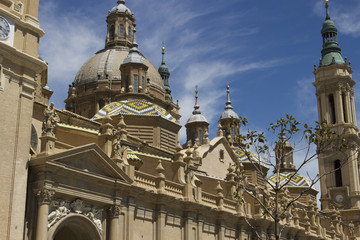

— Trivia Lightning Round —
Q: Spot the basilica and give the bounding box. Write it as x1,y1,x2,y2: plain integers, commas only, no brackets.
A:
1,0,360,239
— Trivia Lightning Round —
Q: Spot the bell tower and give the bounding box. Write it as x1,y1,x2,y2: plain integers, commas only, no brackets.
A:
314,0,360,212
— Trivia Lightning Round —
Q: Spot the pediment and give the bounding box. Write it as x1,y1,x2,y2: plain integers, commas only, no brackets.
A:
46,143,132,183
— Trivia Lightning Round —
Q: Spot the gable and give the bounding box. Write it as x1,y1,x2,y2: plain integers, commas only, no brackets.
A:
46,143,132,183
198,138,237,179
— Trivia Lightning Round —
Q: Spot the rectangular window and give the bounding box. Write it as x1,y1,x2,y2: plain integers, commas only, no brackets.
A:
119,24,124,37
329,94,336,124
142,76,145,89
133,74,138,93
125,76,129,92
342,93,348,123
128,26,131,39
198,130,203,145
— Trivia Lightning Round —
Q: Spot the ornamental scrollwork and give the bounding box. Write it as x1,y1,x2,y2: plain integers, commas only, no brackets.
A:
36,188,55,205
48,198,103,234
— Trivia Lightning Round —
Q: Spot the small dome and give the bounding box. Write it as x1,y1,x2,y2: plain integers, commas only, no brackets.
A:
220,83,239,121
186,114,209,125
109,0,132,14
268,172,315,189
220,108,239,120
91,99,179,124
158,63,169,75
123,47,147,65
185,88,209,126
321,19,337,35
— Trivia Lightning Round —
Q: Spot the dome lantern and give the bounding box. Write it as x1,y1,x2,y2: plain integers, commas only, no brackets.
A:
185,87,209,147
219,83,239,145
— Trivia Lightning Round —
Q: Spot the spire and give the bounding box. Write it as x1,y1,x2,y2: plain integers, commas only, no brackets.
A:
122,25,147,65
158,43,170,80
132,25,138,48
220,82,238,120
161,44,166,65
193,86,201,115
319,0,344,67
325,0,330,20
225,82,233,110
158,43,171,97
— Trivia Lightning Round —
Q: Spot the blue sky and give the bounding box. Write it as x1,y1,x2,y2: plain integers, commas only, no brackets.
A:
38,0,360,181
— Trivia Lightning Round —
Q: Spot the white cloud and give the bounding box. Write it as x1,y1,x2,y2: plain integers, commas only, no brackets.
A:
39,0,104,108
313,1,360,37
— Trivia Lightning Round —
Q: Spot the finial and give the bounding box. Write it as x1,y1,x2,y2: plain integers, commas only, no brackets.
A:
193,86,201,114
325,0,330,20
132,26,138,48
224,82,234,110
161,42,166,64
117,0,125,4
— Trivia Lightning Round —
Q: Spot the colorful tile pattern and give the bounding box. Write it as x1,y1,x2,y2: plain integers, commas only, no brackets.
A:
91,99,179,124
268,172,312,188
233,147,258,162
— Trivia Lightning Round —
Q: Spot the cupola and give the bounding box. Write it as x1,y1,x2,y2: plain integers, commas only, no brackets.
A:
185,87,209,147
120,26,149,94
219,83,239,145
106,0,135,49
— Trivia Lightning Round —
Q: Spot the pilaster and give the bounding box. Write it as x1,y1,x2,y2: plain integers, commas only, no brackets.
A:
35,188,54,240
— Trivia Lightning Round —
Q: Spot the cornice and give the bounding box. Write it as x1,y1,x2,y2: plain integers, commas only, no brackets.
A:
0,7,45,37
0,41,47,72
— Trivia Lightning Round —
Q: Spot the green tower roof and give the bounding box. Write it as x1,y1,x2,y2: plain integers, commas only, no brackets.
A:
158,46,170,76
320,1,344,67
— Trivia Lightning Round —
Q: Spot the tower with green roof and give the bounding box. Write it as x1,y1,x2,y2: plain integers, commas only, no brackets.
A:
314,0,360,214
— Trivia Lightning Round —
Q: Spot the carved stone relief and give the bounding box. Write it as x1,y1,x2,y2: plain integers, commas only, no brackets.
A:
48,199,103,234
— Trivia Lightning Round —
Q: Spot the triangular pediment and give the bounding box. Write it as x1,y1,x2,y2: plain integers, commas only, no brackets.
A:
46,143,132,183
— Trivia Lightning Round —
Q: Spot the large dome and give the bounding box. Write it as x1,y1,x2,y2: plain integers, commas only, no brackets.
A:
73,48,164,91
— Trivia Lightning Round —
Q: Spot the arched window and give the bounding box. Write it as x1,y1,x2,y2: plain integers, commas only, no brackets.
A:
110,25,115,40
329,94,336,124
128,26,131,39
119,24,124,37
342,93,348,123
334,160,342,187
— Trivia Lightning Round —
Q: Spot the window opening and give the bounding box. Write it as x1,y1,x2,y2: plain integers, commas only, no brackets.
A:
133,75,138,93
119,24,124,37
329,94,336,124
334,160,342,187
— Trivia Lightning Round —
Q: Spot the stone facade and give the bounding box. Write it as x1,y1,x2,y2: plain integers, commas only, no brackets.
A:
0,1,48,239
1,0,360,240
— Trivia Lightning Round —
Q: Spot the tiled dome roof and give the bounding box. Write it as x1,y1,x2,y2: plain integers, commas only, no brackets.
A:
91,99,179,124
268,172,314,188
233,147,258,162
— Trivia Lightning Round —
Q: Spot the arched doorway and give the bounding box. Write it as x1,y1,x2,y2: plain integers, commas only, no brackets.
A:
49,214,102,240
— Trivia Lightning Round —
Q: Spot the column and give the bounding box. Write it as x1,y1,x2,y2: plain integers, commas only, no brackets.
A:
320,92,328,123
334,89,343,123
351,91,357,126
35,188,54,240
126,200,135,240
156,205,165,240
109,205,120,240
345,91,352,125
